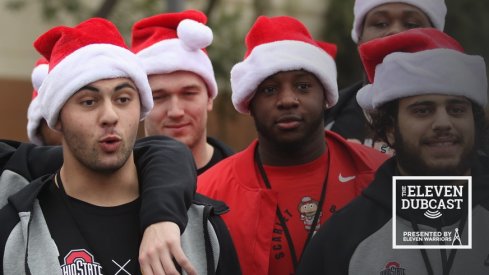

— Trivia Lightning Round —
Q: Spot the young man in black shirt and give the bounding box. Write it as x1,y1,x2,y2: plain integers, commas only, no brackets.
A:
0,17,239,275
131,10,234,175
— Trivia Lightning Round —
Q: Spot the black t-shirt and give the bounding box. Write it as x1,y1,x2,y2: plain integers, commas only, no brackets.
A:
39,174,141,275
197,146,226,175
197,137,234,175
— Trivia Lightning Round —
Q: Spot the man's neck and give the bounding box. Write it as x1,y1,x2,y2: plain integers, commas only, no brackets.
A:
258,130,326,166
59,154,139,207
191,136,214,169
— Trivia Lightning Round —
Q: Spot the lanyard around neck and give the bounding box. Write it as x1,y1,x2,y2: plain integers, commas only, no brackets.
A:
410,212,467,275
254,145,330,271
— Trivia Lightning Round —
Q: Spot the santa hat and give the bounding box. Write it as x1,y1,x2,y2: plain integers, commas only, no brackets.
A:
34,17,153,129
356,28,487,110
360,28,464,83
231,15,338,114
27,57,49,145
131,10,217,99
351,0,447,43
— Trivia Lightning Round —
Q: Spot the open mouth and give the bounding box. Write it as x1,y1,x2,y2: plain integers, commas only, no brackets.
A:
101,136,120,143
99,136,122,152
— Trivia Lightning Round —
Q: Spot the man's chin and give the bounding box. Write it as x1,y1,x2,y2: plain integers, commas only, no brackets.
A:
90,160,126,174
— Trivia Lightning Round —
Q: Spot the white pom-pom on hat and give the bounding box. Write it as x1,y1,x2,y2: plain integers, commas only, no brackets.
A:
177,19,213,51
132,10,218,99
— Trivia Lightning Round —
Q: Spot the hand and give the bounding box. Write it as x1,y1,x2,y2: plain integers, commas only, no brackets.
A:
139,221,197,275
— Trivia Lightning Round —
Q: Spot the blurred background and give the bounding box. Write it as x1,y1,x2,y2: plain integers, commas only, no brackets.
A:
1,0,488,151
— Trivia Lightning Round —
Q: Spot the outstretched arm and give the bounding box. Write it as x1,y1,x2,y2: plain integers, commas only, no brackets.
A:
134,136,196,232
0,139,62,180
1,137,195,230
134,136,197,275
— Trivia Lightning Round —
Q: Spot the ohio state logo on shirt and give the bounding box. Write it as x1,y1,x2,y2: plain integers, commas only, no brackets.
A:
61,249,103,275
380,261,406,275
298,196,322,232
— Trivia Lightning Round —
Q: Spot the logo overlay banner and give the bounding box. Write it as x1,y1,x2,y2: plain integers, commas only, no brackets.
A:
392,176,472,249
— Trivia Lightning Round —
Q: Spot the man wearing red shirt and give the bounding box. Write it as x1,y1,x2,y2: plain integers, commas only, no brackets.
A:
197,15,389,275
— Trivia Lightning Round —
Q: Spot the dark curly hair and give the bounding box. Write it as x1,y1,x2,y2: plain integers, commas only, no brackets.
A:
366,99,489,153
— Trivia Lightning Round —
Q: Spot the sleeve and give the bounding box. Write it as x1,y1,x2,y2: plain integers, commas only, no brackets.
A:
0,203,21,273
134,136,196,232
209,215,242,275
0,139,62,180
0,141,17,171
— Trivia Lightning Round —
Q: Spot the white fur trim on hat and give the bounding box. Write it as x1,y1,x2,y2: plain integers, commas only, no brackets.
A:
39,43,153,128
27,97,43,145
28,63,49,144
351,0,447,43
137,38,218,99
357,49,488,111
31,63,49,91
231,40,338,114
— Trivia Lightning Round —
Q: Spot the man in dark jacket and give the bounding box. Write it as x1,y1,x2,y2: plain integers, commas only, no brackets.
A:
325,0,446,149
298,29,488,274
132,10,234,175
0,18,240,275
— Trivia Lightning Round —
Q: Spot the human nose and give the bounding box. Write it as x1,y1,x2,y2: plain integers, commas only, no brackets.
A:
100,100,119,127
167,97,184,118
384,22,405,37
277,87,299,109
432,109,453,133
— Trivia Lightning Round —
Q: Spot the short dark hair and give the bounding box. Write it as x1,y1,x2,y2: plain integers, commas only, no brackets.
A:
367,99,489,153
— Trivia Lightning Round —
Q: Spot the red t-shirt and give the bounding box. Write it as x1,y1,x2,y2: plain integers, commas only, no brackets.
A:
263,150,330,275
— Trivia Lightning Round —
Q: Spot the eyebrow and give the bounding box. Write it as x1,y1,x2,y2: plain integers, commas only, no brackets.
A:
407,98,471,108
78,85,99,93
407,101,434,108
77,82,136,93
446,98,471,105
115,82,137,91
369,9,426,18
181,84,202,91
263,71,313,82
293,72,313,79
152,84,202,94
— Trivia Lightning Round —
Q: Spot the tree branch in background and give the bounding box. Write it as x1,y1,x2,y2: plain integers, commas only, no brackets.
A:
205,0,219,18
93,0,119,18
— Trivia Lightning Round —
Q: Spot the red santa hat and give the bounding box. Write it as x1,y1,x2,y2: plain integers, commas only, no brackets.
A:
351,0,447,43
356,28,487,110
131,10,217,99
27,57,49,145
231,15,338,114
34,18,153,129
